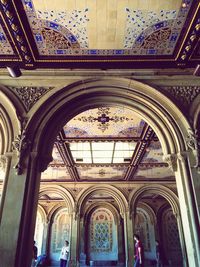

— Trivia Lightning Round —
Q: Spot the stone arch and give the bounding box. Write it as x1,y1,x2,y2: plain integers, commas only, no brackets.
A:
84,202,121,225
76,185,128,217
48,205,68,224
4,78,198,267
137,202,157,225
39,185,75,214
25,78,192,173
37,204,47,223
129,185,180,217
0,89,21,153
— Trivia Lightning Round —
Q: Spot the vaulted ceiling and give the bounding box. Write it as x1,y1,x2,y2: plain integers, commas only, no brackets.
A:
0,0,199,69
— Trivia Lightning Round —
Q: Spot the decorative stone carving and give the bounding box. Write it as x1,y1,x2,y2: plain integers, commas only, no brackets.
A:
161,86,200,108
186,129,198,151
12,117,30,175
10,86,53,111
186,128,200,169
163,154,177,172
12,131,30,174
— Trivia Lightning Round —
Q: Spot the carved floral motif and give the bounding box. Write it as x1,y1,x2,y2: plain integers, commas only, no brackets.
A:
10,86,53,111
12,117,30,175
161,86,200,108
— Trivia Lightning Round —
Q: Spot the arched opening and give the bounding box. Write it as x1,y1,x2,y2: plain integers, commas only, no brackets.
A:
130,185,186,267
0,78,199,267
77,186,127,266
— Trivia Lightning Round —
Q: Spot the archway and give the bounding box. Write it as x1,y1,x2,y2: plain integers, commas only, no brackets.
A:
0,78,199,267
130,185,186,266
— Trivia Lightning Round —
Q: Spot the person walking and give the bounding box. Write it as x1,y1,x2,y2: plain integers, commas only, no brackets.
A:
134,234,143,267
59,240,69,267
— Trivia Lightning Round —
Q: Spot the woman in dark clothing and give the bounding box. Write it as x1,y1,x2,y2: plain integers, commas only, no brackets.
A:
134,234,143,267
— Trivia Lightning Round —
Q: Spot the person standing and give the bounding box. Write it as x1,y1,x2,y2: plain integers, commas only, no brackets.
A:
59,240,69,267
156,240,163,267
134,234,143,267
31,241,38,267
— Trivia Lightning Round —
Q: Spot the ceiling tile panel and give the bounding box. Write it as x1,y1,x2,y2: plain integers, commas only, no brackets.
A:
77,165,128,180
64,107,145,138
134,165,174,179
22,0,191,56
0,24,15,55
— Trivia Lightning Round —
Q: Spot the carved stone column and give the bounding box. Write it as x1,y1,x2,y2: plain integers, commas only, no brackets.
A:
186,129,200,223
175,152,200,267
69,211,80,267
123,211,134,267
79,217,86,266
41,219,51,255
0,153,12,220
0,148,51,267
174,212,188,267
117,217,125,266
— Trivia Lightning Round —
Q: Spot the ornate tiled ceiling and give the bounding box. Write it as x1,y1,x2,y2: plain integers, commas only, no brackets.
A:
43,106,174,181
0,0,199,68
23,0,187,56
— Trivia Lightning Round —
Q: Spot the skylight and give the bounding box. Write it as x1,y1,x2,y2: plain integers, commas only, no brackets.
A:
70,141,136,164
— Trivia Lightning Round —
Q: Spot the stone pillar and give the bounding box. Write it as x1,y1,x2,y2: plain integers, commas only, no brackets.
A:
0,151,41,267
41,219,50,255
117,217,125,266
123,211,134,267
0,153,12,220
79,217,86,265
175,153,200,267
175,212,188,267
186,129,200,225
69,211,80,267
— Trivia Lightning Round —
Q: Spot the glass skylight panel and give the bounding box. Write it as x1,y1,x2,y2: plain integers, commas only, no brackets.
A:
114,150,132,158
81,157,92,163
113,157,126,163
93,150,113,158
69,141,135,165
93,157,112,164
70,142,90,151
115,142,136,150
92,142,114,150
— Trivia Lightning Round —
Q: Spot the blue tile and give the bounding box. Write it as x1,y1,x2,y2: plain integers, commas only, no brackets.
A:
35,34,43,42
89,50,97,54
49,22,59,30
56,50,65,54
135,35,144,44
68,35,77,43
147,49,157,55
114,50,124,55
0,33,6,42
24,0,33,9
170,33,178,42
